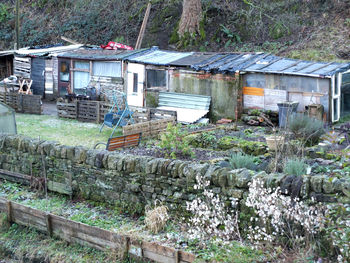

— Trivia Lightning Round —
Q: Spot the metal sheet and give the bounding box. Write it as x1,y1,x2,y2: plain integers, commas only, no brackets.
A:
192,52,350,77
16,44,83,57
264,89,287,111
244,95,264,109
127,50,192,66
158,92,211,110
157,106,208,124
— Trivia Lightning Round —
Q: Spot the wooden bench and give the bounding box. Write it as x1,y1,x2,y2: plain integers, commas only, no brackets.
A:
94,133,142,151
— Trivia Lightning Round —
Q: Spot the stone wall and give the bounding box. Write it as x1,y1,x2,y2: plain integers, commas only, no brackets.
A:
0,135,349,211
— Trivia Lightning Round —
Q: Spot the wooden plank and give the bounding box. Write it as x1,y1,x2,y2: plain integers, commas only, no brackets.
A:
0,197,196,263
179,251,196,263
0,198,7,213
243,87,264,96
143,241,176,258
0,169,31,185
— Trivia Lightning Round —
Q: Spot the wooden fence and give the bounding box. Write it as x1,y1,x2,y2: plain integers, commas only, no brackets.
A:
123,117,176,138
57,100,177,124
0,197,195,263
0,92,42,114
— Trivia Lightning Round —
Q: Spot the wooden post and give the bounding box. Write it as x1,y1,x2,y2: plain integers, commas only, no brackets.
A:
96,101,100,123
174,250,179,263
41,155,48,199
68,172,73,200
75,100,78,119
135,1,152,49
46,213,53,237
124,236,130,259
7,201,12,224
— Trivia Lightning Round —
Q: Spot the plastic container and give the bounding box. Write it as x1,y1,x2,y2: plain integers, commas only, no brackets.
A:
277,101,299,128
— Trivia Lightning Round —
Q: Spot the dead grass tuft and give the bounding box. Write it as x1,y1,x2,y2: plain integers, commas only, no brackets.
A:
144,201,169,234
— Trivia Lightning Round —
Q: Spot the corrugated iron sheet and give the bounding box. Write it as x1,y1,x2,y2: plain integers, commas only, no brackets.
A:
126,48,193,66
58,48,149,61
158,92,211,110
192,53,350,77
15,44,84,57
170,53,218,67
158,92,211,123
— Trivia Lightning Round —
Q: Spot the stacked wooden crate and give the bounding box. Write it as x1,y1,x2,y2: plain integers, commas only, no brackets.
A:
19,94,42,114
77,101,99,122
0,92,42,114
57,101,77,119
123,117,176,138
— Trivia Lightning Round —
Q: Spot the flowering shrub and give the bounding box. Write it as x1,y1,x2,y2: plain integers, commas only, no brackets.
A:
245,179,326,248
186,174,241,242
325,203,350,262
158,123,195,159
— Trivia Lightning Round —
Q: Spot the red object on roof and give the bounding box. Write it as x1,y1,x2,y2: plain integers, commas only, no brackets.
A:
100,41,134,50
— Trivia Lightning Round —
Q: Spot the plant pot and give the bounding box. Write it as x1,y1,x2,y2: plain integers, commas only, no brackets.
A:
265,135,284,151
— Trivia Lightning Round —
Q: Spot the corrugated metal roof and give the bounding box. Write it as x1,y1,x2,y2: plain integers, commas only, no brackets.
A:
126,48,193,66
169,53,218,67
0,50,15,57
58,48,151,61
192,53,350,77
15,44,84,57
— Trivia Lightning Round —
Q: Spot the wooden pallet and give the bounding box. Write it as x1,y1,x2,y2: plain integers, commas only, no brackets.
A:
77,101,99,122
57,101,77,119
123,117,176,138
0,92,41,114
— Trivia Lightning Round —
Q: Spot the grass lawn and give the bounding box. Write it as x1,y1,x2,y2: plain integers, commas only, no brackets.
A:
15,113,122,148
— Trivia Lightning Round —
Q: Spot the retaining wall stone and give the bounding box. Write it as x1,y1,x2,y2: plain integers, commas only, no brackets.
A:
0,135,349,211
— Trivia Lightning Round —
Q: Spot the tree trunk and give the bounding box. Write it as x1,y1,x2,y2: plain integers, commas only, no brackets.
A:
178,0,202,37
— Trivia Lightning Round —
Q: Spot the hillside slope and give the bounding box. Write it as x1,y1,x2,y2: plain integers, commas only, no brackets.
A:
0,0,349,62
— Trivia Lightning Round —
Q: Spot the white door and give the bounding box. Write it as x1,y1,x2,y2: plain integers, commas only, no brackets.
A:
331,73,341,122
127,63,145,107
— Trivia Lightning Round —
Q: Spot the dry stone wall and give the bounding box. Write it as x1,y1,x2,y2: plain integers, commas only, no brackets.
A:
0,135,349,210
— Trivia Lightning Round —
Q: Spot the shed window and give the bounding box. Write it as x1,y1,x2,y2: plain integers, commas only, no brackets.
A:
73,61,90,93
59,61,69,82
74,61,89,70
93,61,121,78
74,71,90,93
146,69,166,89
133,73,138,93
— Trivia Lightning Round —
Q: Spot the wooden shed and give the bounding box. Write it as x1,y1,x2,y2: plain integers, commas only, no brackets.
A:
14,44,83,99
0,51,14,80
56,49,146,98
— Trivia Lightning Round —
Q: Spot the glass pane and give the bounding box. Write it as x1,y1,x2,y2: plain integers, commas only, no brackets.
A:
73,71,90,92
333,98,339,121
147,69,166,88
60,61,70,82
133,73,138,93
74,61,89,70
335,75,339,96
93,62,121,77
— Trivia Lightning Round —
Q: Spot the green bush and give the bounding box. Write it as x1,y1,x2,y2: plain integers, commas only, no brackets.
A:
283,158,307,176
288,114,325,146
218,136,237,150
185,131,217,148
158,123,195,159
229,152,257,171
